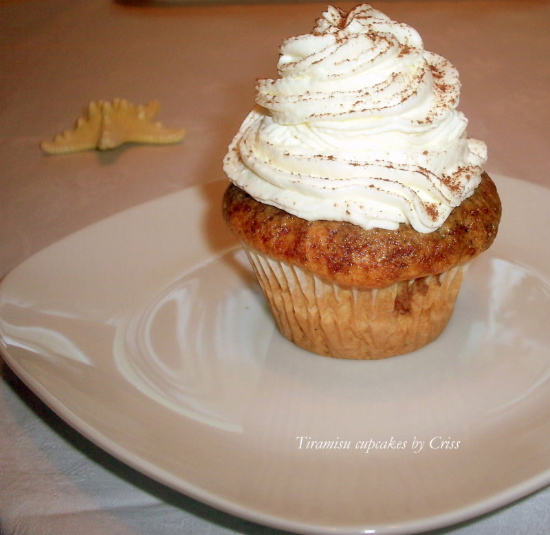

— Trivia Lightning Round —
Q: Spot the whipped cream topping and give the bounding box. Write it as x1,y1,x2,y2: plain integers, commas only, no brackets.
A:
223,4,487,233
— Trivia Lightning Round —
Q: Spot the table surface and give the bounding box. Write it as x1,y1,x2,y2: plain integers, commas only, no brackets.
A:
1,1,549,534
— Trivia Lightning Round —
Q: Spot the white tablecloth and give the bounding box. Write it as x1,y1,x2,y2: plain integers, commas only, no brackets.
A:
1,1,549,534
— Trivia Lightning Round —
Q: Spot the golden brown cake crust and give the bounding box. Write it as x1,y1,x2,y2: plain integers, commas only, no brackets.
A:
222,172,501,289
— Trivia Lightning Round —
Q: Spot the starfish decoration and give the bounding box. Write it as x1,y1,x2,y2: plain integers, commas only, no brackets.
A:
40,99,185,154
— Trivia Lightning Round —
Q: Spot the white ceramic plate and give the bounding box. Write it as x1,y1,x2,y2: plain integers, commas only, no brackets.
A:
1,175,549,535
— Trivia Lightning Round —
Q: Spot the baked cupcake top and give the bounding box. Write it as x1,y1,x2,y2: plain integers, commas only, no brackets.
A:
223,4,487,234
223,172,501,288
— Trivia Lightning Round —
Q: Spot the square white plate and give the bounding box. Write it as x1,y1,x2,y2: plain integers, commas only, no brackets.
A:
1,175,549,534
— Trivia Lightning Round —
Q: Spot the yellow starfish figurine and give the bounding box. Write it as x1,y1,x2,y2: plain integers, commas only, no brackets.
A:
40,99,185,154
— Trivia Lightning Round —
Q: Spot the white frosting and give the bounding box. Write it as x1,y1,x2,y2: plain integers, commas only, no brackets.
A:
223,4,487,233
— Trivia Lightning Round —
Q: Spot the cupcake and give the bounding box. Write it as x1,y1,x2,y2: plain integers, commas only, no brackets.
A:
222,4,501,359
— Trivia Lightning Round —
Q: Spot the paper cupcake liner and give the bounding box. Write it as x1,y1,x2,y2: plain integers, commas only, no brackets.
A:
242,244,469,359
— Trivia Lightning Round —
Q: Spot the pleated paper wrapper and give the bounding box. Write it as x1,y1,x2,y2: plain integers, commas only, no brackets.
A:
243,244,468,360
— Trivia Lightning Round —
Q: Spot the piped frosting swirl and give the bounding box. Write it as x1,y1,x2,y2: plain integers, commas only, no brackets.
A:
223,4,487,233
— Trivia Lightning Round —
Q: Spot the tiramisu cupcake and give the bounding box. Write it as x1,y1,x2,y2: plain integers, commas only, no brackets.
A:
222,4,501,359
